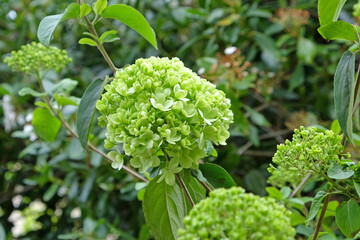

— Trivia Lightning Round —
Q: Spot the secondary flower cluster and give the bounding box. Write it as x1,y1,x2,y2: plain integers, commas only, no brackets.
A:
4,42,71,74
268,126,349,186
178,187,296,239
96,57,233,184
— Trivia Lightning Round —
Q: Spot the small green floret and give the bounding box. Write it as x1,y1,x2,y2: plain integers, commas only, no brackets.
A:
268,126,349,187
96,57,233,183
4,42,71,74
178,187,296,239
354,1,360,17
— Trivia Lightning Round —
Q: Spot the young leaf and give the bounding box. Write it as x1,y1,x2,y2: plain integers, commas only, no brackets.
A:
318,0,346,26
307,190,327,222
354,180,360,197
318,21,358,42
266,187,283,200
79,38,97,47
199,163,236,189
51,78,78,94
335,200,360,238
143,176,187,240
102,4,157,49
54,94,80,106
80,3,92,18
100,30,120,43
32,108,61,142
76,78,104,149
327,162,354,179
37,3,80,46
18,87,47,97
93,0,107,16
334,51,355,144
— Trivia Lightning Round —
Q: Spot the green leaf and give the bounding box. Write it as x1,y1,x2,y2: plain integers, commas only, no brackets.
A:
52,78,78,94
318,0,346,26
354,180,360,197
335,200,360,238
99,30,120,43
289,63,304,92
318,21,358,42
80,3,92,18
54,94,80,106
307,190,327,222
266,187,283,200
143,176,187,240
62,3,80,20
334,51,355,144
0,84,11,95
330,120,341,134
181,170,206,205
79,169,97,203
291,211,306,226
32,108,61,142
327,162,354,179
76,78,104,149
199,163,236,189
0,223,5,240
93,0,107,16
37,3,80,46
102,4,157,49
43,183,60,201
18,87,47,97
79,38,97,46
297,37,316,64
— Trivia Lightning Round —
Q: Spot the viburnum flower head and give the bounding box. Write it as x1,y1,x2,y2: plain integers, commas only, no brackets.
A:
96,57,233,184
268,126,350,187
178,187,296,239
4,42,71,75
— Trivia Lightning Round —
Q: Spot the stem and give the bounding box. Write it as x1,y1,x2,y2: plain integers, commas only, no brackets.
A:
198,179,212,193
176,173,195,207
320,172,360,201
311,192,332,240
161,148,195,206
84,16,117,73
290,173,312,198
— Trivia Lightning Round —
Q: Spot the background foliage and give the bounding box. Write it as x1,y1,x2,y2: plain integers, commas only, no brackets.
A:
0,0,358,239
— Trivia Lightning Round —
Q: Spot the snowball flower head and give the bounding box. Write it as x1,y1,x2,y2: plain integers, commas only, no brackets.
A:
178,187,296,239
4,42,71,74
96,57,233,184
268,126,350,185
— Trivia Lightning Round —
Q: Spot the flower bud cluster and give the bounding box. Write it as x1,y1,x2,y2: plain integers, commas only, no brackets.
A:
96,57,233,181
354,1,360,17
4,42,71,74
268,126,349,186
178,187,296,239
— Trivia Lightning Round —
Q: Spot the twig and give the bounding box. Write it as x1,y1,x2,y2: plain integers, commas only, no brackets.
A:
84,16,117,73
176,174,194,207
290,173,312,198
311,192,332,240
162,148,195,206
197,178,212,192
242,150,274,157
237,129,291,155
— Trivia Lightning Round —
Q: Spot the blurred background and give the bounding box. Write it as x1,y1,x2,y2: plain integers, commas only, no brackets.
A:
0,0,358,239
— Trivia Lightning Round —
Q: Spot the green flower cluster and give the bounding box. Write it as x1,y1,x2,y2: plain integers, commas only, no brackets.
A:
354,1,360,17
96,57,233,184
4,42,71,74
268,126,349,182
178,187,296,239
